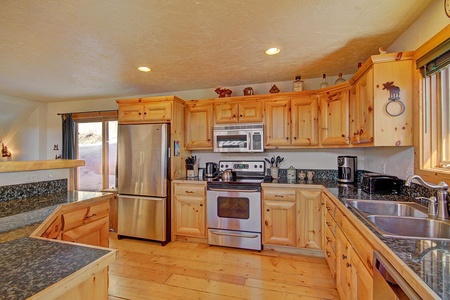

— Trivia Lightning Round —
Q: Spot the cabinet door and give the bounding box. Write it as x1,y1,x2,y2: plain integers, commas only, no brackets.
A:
320,88,350,146
143,101,172,121
118,104,145,123
264,99,291,146
173,184,206,237
297,189,322,249
238,101,263,123
291,96,319,146
62,216,110,248
350,248,373,300
262,198,297,246
336,226,352,300
350,68,374,145
214,102,239,123
185,102,214,149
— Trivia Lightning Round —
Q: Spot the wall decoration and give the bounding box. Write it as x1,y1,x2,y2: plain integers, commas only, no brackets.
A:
382,81,405,117
174,141,180,156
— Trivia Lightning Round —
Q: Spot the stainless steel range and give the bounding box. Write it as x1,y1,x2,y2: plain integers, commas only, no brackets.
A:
207,160,265,251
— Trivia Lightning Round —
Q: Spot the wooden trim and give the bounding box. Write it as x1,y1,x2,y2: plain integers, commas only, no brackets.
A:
414,24,450,61
0,159,84,173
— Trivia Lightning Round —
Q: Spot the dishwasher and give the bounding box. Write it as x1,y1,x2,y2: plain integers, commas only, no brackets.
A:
373,251,421,299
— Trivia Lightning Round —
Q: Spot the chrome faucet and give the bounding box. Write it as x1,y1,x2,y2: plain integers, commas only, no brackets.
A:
405,175,449,220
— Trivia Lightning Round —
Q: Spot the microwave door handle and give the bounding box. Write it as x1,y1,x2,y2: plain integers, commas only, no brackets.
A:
248,132,252,151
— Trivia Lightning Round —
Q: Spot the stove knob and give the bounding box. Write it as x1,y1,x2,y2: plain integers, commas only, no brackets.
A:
220,164,224,168
259,164,263,169
254,164,257,168
225,164,229,168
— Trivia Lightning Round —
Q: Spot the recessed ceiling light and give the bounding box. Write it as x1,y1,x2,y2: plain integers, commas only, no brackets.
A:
138,66,151,72
265,48,280,55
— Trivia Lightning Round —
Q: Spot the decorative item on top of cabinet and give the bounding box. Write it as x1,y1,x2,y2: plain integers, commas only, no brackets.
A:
214,100,262,124
185,100,214,149
215,87,232,98
269,84,280,93
319,85,351,146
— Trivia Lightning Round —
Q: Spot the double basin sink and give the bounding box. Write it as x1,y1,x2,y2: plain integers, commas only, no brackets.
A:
345,199,450,241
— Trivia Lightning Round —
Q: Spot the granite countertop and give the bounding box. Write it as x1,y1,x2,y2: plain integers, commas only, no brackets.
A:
263,177,449,300
0,237,112,299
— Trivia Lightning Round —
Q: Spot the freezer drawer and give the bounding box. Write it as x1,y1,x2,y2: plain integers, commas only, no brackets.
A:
118,195,166,241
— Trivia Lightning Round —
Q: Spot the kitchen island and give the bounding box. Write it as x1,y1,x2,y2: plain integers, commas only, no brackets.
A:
0,190,117,300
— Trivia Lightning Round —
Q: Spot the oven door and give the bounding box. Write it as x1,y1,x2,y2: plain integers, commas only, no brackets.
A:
213,130,251,152
207,189,261,233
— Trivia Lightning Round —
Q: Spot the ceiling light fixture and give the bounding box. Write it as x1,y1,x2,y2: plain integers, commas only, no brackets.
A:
138,66,151,72
265,48,280,55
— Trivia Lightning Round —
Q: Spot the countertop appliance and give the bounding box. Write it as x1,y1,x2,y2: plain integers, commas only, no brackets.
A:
213,124,264,153
117,123,170,245
205,162,218,178
337,155,357,183
362,173,401,194
206,160,265,250
373,251,420,299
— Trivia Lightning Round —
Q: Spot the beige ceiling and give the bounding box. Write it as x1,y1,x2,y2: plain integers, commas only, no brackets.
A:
0,0,433,103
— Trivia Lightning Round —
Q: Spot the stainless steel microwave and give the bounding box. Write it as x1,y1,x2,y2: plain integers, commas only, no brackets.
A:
213,124,264,152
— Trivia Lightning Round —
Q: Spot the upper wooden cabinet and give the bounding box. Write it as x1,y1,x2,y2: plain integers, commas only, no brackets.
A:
117,96,184,124
319,85,351,146
185,100,214,149
214,100,263,123
350,51,414,146
264,94,319,148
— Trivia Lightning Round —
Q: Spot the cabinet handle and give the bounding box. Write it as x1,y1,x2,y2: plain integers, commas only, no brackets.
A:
326,206,331,211
346,262,352,268
342,254,347,260
84,213,97,220
326,251,331,258
326,221,331,227
326,237,332,243
274,195,284,198
185,190,194,194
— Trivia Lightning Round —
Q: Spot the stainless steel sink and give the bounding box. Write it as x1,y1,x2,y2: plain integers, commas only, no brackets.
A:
366,215,450,241
346,199,428,218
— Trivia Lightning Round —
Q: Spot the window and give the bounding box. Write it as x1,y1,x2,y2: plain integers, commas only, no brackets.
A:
73,111,118,191
416,33,450,181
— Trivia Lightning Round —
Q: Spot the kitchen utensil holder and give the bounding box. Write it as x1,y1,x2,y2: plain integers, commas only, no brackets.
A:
186,163,198,178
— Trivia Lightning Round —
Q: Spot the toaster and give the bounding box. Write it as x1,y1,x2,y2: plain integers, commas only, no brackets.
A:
361,173,401,194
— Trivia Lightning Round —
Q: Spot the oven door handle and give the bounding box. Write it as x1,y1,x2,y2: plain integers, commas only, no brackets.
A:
208,188,259,193
209,230,259,239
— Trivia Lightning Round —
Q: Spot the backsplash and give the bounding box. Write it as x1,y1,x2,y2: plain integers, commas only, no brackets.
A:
0,179,67,202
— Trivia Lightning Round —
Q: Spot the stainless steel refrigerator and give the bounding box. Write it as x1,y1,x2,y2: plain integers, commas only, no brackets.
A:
117,123,170,244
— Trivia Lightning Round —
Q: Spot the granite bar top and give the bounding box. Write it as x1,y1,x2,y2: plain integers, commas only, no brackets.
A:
262,177,449,300
0,237,112,300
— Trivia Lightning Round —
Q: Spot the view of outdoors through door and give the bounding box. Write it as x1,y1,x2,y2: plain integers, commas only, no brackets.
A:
77,121,118,191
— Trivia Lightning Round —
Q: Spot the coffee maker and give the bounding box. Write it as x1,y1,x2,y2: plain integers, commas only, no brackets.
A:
205,162,218,178
337,156,357,183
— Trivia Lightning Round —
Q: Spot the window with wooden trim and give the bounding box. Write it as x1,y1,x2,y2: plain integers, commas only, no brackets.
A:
417,37,450,176
72,111,118,191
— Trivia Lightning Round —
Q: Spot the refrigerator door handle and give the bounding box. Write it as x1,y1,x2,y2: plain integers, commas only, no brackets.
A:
118,194,165,201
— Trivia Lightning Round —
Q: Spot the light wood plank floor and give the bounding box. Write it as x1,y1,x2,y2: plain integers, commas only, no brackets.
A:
108,233,338,300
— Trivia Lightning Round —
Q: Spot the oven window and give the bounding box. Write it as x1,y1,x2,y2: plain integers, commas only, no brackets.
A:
217,196,250,219
217,135,248,149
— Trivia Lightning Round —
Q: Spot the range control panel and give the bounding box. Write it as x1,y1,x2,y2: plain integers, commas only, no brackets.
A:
218,160,265,173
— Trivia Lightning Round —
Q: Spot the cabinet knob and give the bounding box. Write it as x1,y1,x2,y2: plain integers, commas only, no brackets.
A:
293,137,297,140
266,209,270,212
199,204,203,207
342,254,347,260
346,262,352,268
326,237,332,243
286,137,289,140
240,114,243,117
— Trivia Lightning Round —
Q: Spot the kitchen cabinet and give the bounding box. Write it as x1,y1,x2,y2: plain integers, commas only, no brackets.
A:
336,226,352,299
319,85,351,146
323,194,337,279
262,187,297,246
172,182,207,239
297,189,322,249
117,100,172,123
349,52,413,146
36,197,111,248
185,100,214,149
214,100,263,123
264,94,319,147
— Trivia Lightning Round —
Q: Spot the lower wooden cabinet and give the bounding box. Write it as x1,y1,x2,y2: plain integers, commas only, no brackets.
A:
262,186,322,250
172,182,207,239
34,197,112,248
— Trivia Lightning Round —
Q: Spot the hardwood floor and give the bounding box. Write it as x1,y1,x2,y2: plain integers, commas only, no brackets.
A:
108,233,338,300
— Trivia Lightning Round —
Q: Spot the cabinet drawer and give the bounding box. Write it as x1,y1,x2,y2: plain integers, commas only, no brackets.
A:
62,208,88,231
324,242,336,279
325,225,336,253
263,189,296,201
326,211,337,235
86,201,110,222
175,184,206,197
325,198,337,219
